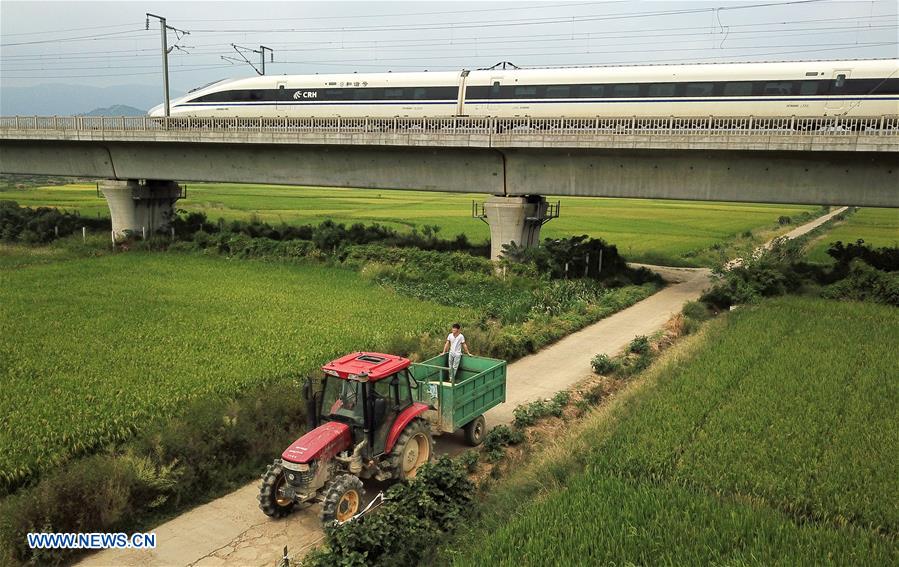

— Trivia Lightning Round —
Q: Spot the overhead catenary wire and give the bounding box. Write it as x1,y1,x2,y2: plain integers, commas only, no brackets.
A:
2,42,892,79
4,29,895,73
0,0,845,47
2,14,895,68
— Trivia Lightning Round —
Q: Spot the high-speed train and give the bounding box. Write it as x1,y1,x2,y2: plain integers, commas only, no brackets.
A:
150,58,899,118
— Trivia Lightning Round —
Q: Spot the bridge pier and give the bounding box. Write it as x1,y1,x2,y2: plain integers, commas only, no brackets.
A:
100,179,182,240
483,195,553,261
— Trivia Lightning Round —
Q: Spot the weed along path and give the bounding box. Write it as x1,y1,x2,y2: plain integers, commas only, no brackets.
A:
78,211,833,567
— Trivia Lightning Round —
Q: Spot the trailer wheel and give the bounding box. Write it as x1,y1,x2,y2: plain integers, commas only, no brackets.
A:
320,474,365,524
258,459,295,518
464,415,486,446
390,417,434,480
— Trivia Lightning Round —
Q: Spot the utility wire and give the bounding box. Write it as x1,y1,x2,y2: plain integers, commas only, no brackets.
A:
3,42,891,78
4,11,892,56
4,28,894,71
184,0,836,34
1,22,144,37
0,29,149,47
3,0,837,47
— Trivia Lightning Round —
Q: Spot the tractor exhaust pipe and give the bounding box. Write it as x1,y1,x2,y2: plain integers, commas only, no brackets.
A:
303,378,318,431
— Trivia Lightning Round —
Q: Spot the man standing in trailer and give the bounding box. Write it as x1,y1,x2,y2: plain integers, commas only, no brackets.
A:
442,323,471,381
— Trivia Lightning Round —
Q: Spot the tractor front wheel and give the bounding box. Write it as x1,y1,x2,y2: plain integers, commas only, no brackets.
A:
320,474,365,524
258,459,296,518
390,417,434,480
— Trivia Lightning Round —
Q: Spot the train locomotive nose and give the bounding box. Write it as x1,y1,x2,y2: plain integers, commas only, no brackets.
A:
147,103,165,117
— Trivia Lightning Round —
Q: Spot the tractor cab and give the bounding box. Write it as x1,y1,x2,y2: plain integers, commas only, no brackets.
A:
315,352,418,457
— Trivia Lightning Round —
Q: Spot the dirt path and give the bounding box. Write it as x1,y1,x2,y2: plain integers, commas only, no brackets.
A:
79,211,831,567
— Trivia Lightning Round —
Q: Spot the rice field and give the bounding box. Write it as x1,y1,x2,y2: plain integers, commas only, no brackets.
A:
805,207,899,263
450,297,899,565
0,182,819,266
0,247,472,489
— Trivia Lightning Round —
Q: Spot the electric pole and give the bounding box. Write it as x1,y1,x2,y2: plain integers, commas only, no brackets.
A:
225,45,274,76
259,45,273,75
146,13,190,117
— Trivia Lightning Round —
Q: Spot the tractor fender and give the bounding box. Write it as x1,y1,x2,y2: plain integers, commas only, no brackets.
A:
385,403,430,454
282,421,352,464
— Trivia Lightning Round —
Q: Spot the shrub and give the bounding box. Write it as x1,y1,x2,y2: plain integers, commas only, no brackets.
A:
303,456,473,567
483,425,525,462
628,335,651,355
0,200,109,244
821,259,899,306
618,352,654,378
512,392,570,428
591,353,619,375
778,216,792,225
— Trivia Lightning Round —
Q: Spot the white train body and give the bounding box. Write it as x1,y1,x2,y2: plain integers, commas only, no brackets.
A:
151,59,899,119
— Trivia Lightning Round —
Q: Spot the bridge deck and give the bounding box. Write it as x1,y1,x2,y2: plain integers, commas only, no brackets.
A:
2,115,898,152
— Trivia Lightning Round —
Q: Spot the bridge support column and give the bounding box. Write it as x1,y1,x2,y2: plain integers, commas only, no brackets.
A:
483,195,549,261
100,179,182,240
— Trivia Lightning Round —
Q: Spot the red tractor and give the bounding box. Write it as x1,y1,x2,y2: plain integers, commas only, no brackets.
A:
259,351,506,523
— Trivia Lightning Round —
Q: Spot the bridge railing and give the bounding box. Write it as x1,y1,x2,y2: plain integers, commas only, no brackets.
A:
1,115,897,135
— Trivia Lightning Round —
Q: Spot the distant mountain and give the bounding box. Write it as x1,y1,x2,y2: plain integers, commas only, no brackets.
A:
81,105,146,116
0,84,181,116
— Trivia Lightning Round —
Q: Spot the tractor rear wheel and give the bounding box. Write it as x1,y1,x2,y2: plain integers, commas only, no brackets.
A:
390,417,434,481
320,474,365,524
464,415,486,446
258,459,296,518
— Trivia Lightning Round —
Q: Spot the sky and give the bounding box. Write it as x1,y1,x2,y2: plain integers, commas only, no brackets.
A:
1,0,897,92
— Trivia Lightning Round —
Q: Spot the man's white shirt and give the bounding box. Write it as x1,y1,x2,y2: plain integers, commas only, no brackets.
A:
446,333,466,355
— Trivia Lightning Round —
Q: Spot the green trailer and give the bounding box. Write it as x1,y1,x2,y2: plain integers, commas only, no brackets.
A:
409,353,507,446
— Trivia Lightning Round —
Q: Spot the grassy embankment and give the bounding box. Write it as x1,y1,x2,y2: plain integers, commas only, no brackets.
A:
0,182,819,266
445,297,899,565
805,207,899,263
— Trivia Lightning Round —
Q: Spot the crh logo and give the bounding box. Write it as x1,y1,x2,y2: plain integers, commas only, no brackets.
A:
293,91,317,99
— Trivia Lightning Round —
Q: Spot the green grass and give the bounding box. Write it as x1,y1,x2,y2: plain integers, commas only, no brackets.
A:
0,247,472,489
448,297,898,565
0,183,819,266
805,207,899,263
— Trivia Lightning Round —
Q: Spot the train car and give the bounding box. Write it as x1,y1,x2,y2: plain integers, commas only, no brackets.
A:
150,58,899,119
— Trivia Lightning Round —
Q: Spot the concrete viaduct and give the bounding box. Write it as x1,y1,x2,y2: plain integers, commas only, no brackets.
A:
1,114,897,259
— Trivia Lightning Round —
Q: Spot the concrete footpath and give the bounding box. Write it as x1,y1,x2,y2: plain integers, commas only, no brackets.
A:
79,209,836,566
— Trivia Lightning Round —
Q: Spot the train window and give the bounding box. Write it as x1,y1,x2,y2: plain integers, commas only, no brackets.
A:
612,84,640,97
685,83,714,96
834,74,847,88
384,88,405,99
723,82,752,96
412,88,428,100
513,86,537,97
764,82,793,95
799,81,819,95
324,89,345,100
648,83,675,97
578,84,604,97
353,89,371,100
491,82,502,96
545,85,571,98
